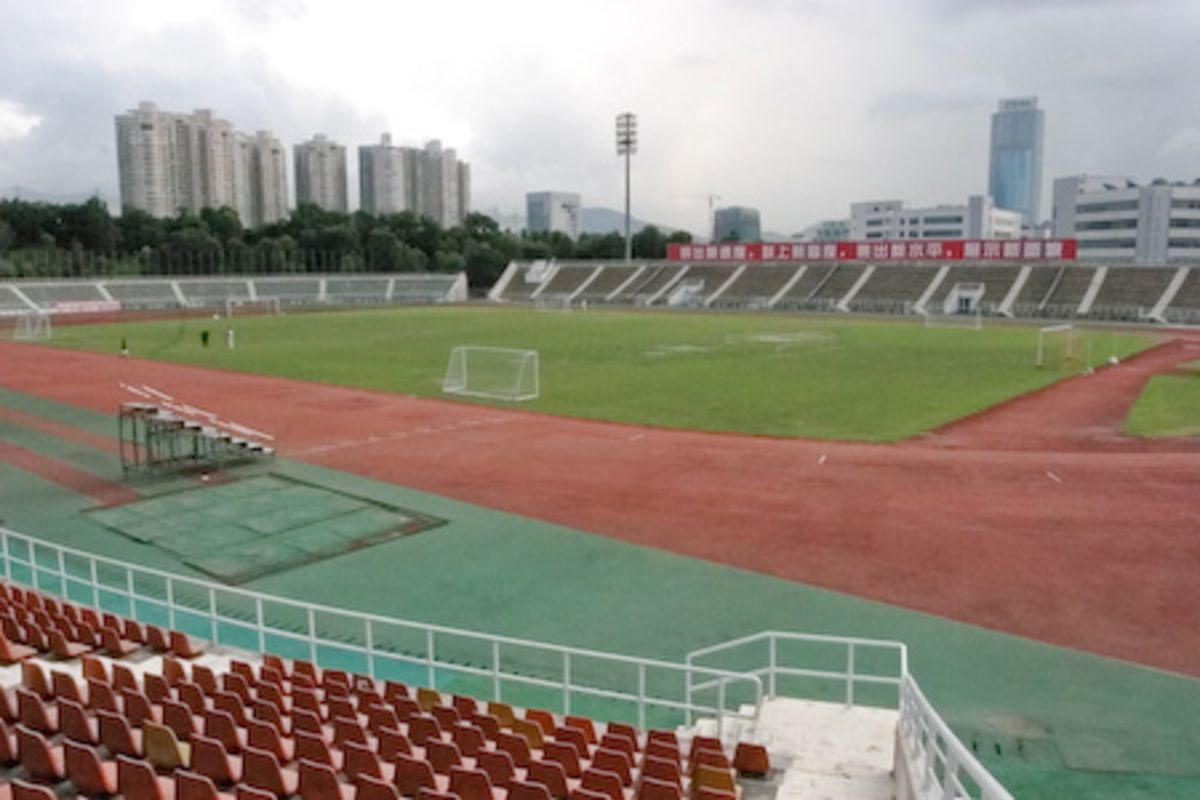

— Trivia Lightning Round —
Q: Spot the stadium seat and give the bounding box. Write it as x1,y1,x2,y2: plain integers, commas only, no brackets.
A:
65,739,120,796
449,766,504,800
294,729,343,772
17,688,57,734
395,752,448,797
377,727,413,761
450,722,487,757
687,738,721,764
689,749,730,776
0,632,36,664
579,769,624,800
50,628,92,659
178,682,211,715
118,754,176,800
145,673,172,705
507,781,553,800
641,756,682,788
431,705,460,731
10,779,59,800
193,664,219,695
417,687,443,713
299,758,356,800
146,626,171,653
635,778,681,800
355,774,402,800
98,709,143,757
644,740,679,764
164,699,202,741
732,743,769,776
144,721,191,771
513,719,545,750
241,746,300,797
101,626,140,657
426,738,464,775
0,718,18,766
190,734,243,787
564,717,597,746
408,714,442,747
176,770,235,800
591,749,632,786
606,724,638,748
470,713,501,741
486,702,516,728
554,727,590,760
59,698,99,745
343,740,394,783
525,760,570,799
248,717,294,763
495,731,533,768
542,741,583,778
123,688,162,727
204,709,248,753
53,670,85,704
88,679,120,714
474,749,516,789
171,630,206,659
567,789,609,800
163,657,189,687
451,696,478,718
21,661,52,699
17,724,67,782
691,766,737,797
525,709,556,737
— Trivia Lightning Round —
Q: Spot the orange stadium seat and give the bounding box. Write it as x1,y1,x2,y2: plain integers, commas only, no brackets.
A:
64,739,120,796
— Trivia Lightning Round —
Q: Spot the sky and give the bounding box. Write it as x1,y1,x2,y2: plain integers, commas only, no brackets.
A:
0,0,1198,236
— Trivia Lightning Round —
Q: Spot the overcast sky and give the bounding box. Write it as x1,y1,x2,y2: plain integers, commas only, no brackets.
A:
0,0,1197,235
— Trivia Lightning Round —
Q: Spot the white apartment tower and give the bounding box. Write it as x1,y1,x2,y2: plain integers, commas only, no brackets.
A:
358,134,470,226
359,134,415,215
114,102,288,228
294,134,348,212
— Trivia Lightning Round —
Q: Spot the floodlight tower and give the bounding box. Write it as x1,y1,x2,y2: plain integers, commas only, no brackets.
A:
615,112,638,263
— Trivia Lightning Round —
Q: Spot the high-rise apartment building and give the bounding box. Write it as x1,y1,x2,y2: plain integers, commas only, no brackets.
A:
358,134,470,226
988,97,1045,223
526,192,581,239
114,101,288,228
713,206,761,242
294,134,348,212
359,133,415,215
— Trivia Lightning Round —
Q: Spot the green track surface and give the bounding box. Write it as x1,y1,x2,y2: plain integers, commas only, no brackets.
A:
1125,370,1200,438
45,307,1149,441
1,387,1198,800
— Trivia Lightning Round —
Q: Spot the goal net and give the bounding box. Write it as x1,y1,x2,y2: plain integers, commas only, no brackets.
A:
12,311,52,341
443,346,540,401
1036,324,1082,369
226,296,283,318
923,307,982,330
534,295,573,312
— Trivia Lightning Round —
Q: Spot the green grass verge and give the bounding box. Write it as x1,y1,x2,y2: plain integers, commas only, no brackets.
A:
48,306,1150,441
1125,370,1200,438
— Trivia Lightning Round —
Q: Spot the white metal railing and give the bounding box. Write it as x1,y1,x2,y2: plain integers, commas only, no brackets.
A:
0,527,760,734
899,673,1014,800
687,631,1013,800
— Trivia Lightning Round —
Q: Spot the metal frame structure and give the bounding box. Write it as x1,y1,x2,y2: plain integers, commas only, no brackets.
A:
118,402,273,474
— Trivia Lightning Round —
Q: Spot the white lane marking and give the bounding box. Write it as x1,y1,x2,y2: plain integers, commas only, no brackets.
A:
628,433,645,442
1046,470,1063,484
818,454,827,465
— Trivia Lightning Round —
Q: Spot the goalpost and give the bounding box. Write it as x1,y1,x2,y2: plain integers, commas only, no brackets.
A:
443,346,540,401
225,296,283,318
1036,324,1081,369
12,311,52,341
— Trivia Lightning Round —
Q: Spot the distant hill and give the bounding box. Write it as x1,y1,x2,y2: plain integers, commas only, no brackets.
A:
581,206,680,236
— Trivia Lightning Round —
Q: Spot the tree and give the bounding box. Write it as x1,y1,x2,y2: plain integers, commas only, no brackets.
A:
632,225,667,259
200,206,244,244
366,228,401,271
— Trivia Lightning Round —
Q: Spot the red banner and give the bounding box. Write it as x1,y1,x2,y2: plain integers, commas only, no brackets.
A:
667,239,1078,262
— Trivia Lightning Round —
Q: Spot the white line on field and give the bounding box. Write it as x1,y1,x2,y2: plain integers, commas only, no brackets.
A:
818,454,827,465
141,385,174,401
1046,470,1062,484
628,433,645,442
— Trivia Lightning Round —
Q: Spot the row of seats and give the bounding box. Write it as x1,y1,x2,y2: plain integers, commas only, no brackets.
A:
0,582,770,800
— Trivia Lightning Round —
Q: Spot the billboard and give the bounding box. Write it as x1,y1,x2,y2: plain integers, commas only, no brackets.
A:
667,239,1078,262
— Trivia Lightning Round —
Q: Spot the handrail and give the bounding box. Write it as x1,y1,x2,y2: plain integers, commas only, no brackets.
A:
687,630,1013,800
0,527,762,734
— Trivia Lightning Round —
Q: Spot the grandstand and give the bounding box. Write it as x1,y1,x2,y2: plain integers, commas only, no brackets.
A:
492,260,1200,324
0,526,1008,800
0,274,467,318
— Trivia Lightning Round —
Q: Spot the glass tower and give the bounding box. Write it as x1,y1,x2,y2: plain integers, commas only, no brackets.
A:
988,97,1045,224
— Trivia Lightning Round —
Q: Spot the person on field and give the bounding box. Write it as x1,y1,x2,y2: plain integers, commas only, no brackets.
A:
201,330,210,348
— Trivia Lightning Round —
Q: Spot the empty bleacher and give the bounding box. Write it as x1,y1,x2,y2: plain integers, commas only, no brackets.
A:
13,283,108,308
178,280,253,308
1009,266,1065,318
927,266,1020,311
0,579,765,800
253,278,322,306
1038,265,1096,319
1088,267,1177,320
536,266,600,300
772,264,838,310
664,265,740,305
712,264,800,309
1166,269,1200,324
0,286,32,315
575,266,639,303
103,281,180,310
810,264,866,304
847,266,938,313
611,266,680,305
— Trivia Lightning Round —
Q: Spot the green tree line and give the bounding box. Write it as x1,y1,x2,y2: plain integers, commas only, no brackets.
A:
0,198,693,287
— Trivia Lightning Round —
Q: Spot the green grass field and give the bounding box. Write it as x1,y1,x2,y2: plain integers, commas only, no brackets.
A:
48,307,1151,441
1126,362,1200,437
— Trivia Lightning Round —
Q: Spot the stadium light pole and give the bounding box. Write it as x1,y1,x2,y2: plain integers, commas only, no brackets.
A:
616,112,638,263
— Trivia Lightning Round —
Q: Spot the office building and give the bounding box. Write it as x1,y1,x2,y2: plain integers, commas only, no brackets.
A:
526,192,582,238
848,196,1023,241
114,101,288,228
294,134,348,212
1052,175,1200,264
988,97,1045,223
713,206,761,242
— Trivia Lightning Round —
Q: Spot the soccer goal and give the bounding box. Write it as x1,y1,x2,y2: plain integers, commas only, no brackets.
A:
443,346,540,401
12,311,52,341
1036,324,1082,368
225,296,283,318
922,307,982,330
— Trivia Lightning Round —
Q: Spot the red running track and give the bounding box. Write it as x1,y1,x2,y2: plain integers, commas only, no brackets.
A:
1,337,1198,675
